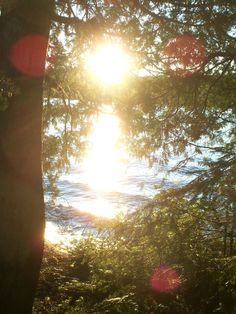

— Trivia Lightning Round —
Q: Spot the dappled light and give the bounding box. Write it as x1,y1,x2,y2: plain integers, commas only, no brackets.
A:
46,43,57,71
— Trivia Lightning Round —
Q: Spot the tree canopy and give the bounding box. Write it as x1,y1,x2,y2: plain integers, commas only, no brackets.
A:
0,1,235,313
40,0,235,256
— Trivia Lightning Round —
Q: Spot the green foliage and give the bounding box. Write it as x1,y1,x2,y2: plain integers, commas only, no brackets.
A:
34,193,236,313
42,23,98,198
32,2,236,311
41,1,236,211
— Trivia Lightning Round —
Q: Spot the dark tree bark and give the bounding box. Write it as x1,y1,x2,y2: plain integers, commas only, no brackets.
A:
0,1,53,313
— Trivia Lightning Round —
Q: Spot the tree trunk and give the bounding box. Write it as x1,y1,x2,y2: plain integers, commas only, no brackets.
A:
0,1,53,313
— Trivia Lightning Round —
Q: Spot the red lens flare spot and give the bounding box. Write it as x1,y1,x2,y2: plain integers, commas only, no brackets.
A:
150,264,181,293
164,35,205,77
10,35,49,77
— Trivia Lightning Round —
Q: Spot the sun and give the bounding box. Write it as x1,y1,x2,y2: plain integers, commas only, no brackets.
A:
86,43,129,85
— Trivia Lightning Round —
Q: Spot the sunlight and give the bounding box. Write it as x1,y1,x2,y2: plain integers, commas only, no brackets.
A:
83,109,127,196
86,43,129,85
84,198,118,219
45,221,74,246
45,221,62,244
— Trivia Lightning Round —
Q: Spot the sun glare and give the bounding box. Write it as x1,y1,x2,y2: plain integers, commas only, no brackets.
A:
86,43,129,85
45,221,76,246
83,109,127,194
45,221,63,244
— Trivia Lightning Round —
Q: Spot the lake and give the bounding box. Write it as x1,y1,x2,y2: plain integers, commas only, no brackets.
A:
44,109,199,245
44,156,195,245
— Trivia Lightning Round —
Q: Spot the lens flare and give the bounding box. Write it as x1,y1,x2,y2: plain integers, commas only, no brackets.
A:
164,35,205,77
150,264,181,292
10,34,49,77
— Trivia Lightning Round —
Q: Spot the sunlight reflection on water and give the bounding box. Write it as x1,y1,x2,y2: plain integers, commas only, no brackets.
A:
44,108,198,243
45,221,68,245
83,110,128,196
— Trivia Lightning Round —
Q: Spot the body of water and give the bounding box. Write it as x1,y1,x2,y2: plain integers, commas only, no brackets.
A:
45,157,195,245
44,109,200,244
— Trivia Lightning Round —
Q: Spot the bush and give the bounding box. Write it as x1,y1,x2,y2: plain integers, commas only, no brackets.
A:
33,196,236,313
